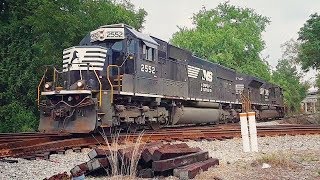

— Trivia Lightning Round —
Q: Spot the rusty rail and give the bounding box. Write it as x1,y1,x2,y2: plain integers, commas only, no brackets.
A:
0,125,320,158
0,134,104,158
121,124,320,143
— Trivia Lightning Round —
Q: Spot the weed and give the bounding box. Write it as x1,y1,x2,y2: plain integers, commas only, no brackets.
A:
98,128,146,178
256,152,295,168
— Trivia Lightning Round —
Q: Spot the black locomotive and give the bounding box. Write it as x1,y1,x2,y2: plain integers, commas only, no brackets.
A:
37,24,284,133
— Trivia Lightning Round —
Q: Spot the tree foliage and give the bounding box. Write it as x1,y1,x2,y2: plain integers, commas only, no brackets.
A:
280,39,300,64
170,3,271,80
298,13,320,71
272,40,308,113
0,0,146,132
272,59,308,113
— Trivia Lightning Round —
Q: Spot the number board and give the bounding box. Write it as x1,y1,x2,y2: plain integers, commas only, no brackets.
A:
90,27,125,42
140,64,156,74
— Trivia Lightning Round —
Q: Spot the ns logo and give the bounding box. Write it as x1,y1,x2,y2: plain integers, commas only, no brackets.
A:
201,70,213,82
187,65,213,82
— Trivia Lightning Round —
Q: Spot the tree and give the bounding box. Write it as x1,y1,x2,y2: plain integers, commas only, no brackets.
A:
0,0,146,132
272,59,308,113
298,13,320,71
170,2,271,80
280,39,300,64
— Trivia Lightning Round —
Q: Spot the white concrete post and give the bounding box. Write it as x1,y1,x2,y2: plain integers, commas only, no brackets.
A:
248,112,258,152
240,113,250,152
304,102,308,113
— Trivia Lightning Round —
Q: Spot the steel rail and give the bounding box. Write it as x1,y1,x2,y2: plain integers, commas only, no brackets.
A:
0,125,319,158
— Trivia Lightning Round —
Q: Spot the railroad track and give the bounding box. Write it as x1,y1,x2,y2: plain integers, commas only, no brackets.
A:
0,124,320,159
0,133,68,143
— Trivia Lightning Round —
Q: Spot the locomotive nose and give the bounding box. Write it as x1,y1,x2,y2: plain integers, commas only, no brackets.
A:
38,91,97,133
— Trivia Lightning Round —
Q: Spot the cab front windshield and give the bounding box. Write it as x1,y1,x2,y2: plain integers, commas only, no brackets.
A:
105,40,123,52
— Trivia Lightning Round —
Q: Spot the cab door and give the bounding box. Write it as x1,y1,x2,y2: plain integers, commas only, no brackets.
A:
135,40,160,95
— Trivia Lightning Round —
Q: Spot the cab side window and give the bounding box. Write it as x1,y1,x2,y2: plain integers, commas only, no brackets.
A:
143,44,155,61
141,40,158,61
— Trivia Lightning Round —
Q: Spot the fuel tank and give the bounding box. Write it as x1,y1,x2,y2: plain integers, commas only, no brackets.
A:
172,107,222,125
258,109,280,119
188,102,220,108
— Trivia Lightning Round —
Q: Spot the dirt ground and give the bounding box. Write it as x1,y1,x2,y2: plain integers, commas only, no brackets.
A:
194,150,320,180
280,113,320,125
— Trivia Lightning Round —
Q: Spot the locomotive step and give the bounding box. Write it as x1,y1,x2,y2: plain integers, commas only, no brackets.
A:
113,81,122,85
113,78,123,82
97,112,105,116
113,75,124,81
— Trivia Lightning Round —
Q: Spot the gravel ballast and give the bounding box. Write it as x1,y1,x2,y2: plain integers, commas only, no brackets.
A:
185,135,320,180
0,149,91,180
185,135,320,164
0,134,319,180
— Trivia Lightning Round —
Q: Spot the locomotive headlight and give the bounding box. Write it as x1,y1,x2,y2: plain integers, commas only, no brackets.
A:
44,83,50,89
44,82,52,91
77,81,83,87
76,80,85,89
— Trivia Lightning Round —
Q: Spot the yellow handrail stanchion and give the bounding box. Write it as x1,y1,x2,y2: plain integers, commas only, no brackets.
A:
90,66,102,107
53,68,56,86
37,68,48,107
107,65,121,104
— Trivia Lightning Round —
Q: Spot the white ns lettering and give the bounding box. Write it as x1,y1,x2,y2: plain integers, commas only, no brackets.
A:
201,70,213,82
141,64,155,74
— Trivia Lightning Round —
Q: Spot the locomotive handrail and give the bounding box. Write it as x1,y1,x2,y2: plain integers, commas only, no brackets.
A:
91,65,102,107
53,66,63,85
106,65,121,104
38,64,102,107
64,63,102,107
119,53,134,67
37,68,48,107
106,54,131,104
53,67,64,88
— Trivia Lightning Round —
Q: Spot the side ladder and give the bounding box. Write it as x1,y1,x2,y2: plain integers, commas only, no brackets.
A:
106,65,123,104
